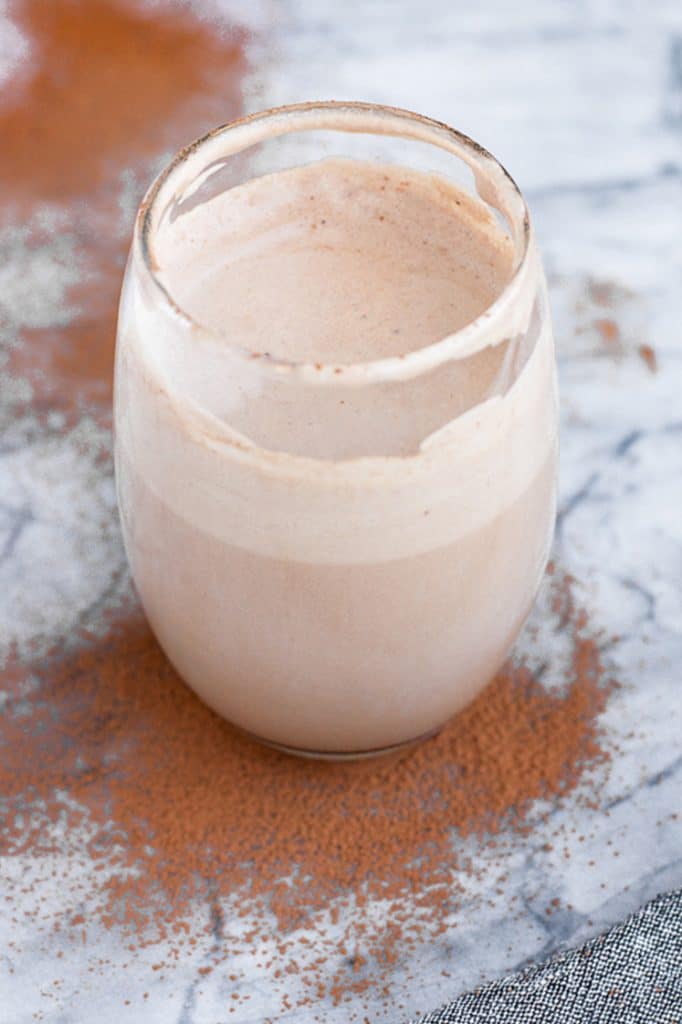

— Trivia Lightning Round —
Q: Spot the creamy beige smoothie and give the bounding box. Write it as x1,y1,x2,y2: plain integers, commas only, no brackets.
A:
115,140,557,754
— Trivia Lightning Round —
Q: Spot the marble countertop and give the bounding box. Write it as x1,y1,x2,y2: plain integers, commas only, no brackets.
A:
1,1,680,1021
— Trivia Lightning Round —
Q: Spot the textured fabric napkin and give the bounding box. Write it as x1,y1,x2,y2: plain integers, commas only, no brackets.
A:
413,888,682,1023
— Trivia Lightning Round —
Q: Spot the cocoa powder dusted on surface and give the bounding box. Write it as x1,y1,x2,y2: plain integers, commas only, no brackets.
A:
638,343,658,373
1,0,245,203
0,571,616,1008
1,0,247,407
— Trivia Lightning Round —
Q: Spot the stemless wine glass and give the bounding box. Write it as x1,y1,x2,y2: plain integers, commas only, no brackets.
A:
114,102,558,759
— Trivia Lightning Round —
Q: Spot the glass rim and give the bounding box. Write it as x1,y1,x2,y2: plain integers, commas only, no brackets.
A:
135,100,533,384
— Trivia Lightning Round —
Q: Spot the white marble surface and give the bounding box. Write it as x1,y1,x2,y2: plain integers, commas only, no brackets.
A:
1,2,681,1021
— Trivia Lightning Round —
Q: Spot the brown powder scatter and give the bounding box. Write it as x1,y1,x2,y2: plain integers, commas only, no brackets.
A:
638,343,657,373
594,317,621,348
0,572,615,1005
2,0,246,407
1,0,245,203
587,279,619,308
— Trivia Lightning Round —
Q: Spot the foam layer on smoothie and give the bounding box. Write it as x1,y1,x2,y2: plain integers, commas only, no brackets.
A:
118,156,555,561
156,158,516,364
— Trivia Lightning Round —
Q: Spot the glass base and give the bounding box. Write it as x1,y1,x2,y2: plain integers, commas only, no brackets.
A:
246,725,441,762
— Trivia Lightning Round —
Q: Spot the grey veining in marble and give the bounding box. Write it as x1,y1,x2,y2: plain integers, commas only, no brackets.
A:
1,1,681,1021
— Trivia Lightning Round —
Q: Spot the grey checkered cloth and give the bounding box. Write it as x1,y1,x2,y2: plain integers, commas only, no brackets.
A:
413,888,682,1023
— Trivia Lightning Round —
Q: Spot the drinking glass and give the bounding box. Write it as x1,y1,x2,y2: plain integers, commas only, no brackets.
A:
114,102,558,758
